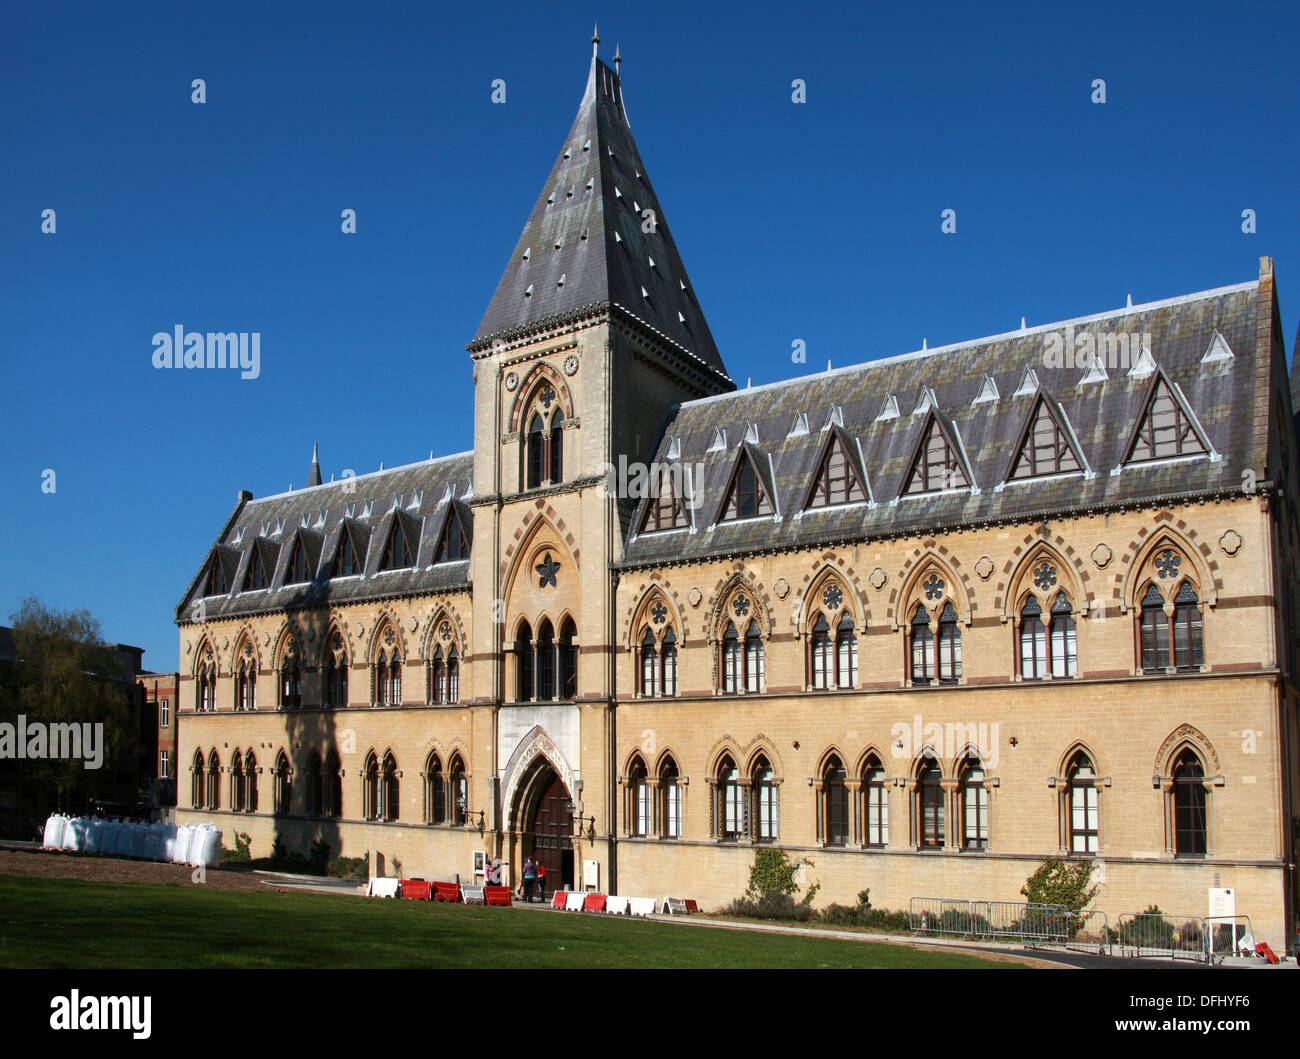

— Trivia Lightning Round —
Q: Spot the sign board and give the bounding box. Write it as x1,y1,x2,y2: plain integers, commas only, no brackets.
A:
583,859,600,890
473,851,486,878
1208,887,1235,920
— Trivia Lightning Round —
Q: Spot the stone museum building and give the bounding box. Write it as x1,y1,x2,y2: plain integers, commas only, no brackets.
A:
173,41,1300,949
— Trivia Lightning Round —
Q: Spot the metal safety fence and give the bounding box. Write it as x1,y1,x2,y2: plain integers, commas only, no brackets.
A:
909,898,1110,953
1117,912,1255,963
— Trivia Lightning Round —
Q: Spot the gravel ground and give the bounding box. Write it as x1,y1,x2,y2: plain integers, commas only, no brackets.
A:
0,846,299,893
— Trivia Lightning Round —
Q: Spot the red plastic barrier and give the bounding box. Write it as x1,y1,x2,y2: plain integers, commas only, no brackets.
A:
400,880,432,900
1256,942,1279,964
551,891,568,910
432,882,461,903
484,886,512,907
583,893,607,913
684,899,700,914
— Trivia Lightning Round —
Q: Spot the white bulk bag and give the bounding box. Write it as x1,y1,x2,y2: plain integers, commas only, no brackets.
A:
191,824,222,867
171,825,194,864
42,815,66,849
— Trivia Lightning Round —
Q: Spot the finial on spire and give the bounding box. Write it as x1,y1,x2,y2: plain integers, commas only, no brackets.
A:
592,22,599,59
614,41,621,74
307,441,321,487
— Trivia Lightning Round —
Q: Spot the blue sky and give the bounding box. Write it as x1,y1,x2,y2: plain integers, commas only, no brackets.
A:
2,0,1296,670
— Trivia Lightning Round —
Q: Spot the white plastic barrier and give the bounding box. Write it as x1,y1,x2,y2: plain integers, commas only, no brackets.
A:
605,896,629,915
628,897,656,917
366,878,401,898
564,892,585,911
42,815,67,849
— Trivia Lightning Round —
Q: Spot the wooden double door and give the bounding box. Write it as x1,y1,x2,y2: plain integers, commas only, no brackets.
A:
528,769,574,892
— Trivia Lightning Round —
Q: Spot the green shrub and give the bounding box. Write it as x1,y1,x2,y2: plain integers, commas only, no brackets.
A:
326,856,368,881
745,848,802,901
1020,859,1098,913
220,831,252,863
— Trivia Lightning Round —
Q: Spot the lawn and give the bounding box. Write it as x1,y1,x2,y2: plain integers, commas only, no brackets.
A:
0,875,1002,969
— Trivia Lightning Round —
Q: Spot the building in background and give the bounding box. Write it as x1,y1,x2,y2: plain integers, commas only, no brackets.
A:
172,38,1300,950
136,671,178,809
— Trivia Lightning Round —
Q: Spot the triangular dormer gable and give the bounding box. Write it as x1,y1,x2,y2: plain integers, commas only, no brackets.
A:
1079,351,1109,385
875,395,899,422
899,411,973,498
638,461,692,533
787,413,809,439
433,502,471,563
1122,368,1212,466
707,428,727,453
972,374,999,406
802,427,870,510
719,444,776,521
203,546,238,596
243,538,278,591
1013,366,1039,397
1202,330,1234,363
1127,341,1157,379
378,512,419,571
283,529,321,585
911,387,936,416
330,519,368,578
1004,392,1086,482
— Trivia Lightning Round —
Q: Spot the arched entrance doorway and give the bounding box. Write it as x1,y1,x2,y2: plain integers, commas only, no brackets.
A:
515,758,574,893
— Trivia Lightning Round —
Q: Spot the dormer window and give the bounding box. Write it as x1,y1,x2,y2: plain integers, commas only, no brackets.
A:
436,507,470,562
379,517,415,571
721,451,773,521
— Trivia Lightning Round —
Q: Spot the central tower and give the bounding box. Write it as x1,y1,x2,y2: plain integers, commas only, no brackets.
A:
465,36,732,888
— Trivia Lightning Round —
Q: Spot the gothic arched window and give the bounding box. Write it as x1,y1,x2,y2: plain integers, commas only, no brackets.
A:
1173,749,1207,856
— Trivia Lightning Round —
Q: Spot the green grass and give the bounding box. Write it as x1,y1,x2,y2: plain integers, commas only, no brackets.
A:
0,875,1002,969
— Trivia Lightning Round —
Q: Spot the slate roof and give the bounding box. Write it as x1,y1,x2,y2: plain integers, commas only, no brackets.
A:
621,279,1266,568
471,57,731,386
176,453,475,623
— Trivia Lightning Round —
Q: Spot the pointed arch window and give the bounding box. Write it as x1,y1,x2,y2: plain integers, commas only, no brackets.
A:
363,752,380,820
754,758,779,842
661,628,678,697
809,608,857,689
549,411,564,483
192,750,206,809
716,757,743,840
822,757,848,847
1050,593,1077,677
1172,581,1204,671
235,652,256,712
379,518,414,571
1173,749,1207,856
721,621,740,694
1139,583,1170,672
862,758,888,847
1019,596,1047,679
660,757,682,838
937,602,961,683
960,757,988,851
231,750,246,813
325,644,348,707
527,414,546,489
810,614,832,689
206,750,221,810
917,760,944,849
279,651,301,709
1067,752,1098,854
450,755,468,826
382,752,399,822
629,758,650,837
425,753,445,824
536,619,556,701
274,752,291,815
524,394,565,490
722,452,773,520
324,749,342,819
373,646,401,705
307,751,323,817
744,620,765,693
808,433,867,508
429,646,447,704
1009,396,1082,480
1127,377,1208,463
836,613,857,688
446,646,459,703
559,618,577,699
516,621,534,701
245,751,258,812
910,603,934,684
903,416,968,495
196,654,216,712
640,627,658,697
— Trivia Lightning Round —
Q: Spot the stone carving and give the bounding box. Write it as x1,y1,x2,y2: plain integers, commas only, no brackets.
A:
869,567,887,591
687,587,703,608
1091,543,1113,569
974,556,994,581
504,372,518,391
408,616,418,632
773,577,790,600
563,354,579,376
1219,529,1242,556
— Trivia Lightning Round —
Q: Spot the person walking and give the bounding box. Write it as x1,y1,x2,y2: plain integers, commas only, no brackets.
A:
522,857,536,902
535,858,547,902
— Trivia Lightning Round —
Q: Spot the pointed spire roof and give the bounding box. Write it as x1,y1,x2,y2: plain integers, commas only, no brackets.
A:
473,48,730,386
307,442,321,488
